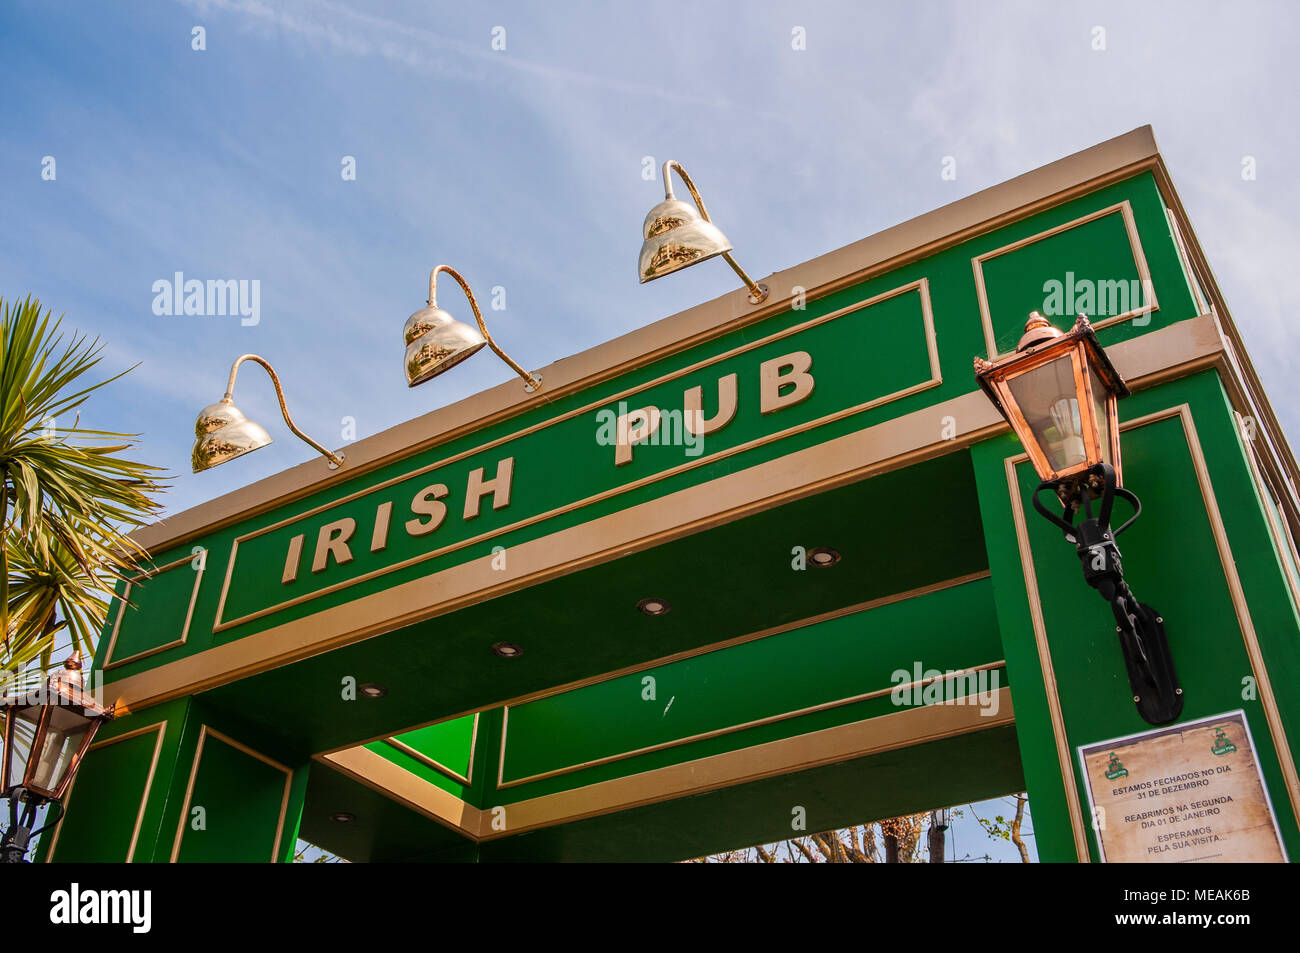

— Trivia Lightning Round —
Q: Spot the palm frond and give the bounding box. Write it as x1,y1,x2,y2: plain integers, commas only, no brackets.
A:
1,295,166,674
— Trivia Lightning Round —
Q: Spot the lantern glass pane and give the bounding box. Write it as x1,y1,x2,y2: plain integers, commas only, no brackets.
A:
1088,364,1113,466
1007,355,1091,472
27,706,93,795
5,705,42,792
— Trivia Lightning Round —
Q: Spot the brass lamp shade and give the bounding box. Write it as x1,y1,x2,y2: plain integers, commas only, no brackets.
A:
191,399,273,473
403,304,488,387
403,266,541,392
638,198,733,283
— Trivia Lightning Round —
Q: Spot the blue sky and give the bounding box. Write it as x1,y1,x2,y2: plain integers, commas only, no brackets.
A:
3,0,1297,515
2,1,1293,861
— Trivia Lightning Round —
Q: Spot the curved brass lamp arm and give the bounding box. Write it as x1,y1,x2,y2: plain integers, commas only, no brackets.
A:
225,354,344,468
661,160,769,304
662,160,716,224
428,265,542,390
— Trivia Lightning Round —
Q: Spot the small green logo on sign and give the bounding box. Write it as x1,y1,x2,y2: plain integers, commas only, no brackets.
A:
1211,727,1237,756
1104,752,1128,780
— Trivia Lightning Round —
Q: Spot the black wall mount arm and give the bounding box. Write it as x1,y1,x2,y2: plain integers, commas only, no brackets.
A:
1,787,63,863
1031,462,1183,726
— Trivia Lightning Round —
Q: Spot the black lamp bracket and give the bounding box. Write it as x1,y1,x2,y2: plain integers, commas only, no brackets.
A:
1031,462,1183,726
0,786,61,864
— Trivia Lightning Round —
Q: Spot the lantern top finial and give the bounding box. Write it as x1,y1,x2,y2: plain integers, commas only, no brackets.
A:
1017,311,1064,352
51,651,88,698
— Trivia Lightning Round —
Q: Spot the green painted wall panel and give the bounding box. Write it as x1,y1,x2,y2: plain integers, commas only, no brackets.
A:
174,733,291,862
39,698,193,864
981,207,1152,355
364,714,478,798
45,729,160,862
103,555,202,666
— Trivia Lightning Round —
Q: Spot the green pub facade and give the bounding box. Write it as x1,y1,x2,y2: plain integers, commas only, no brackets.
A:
42,128,1300,862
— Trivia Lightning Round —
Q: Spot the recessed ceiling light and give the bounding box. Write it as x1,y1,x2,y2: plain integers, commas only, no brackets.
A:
492,641,524,658
330,811,356,824
807,547,841,567
637,597,671,616
358,683,387,698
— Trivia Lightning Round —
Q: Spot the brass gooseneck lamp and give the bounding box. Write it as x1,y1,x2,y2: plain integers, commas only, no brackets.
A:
638,160,769,304
192,354,345,473
403,265,542,392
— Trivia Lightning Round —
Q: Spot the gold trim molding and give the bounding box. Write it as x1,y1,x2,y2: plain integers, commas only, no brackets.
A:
1236,410,1300,624
973,200,1159,360
381,712,479,788
169,725,294,863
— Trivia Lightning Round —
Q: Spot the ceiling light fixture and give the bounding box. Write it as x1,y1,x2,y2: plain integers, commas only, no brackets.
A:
807,546,841,567
636,597,671,616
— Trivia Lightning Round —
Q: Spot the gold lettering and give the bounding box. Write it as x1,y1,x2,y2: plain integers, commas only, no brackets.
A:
405,484,449,536
759,350,815,414
311,518,356,574
684,372,738,436
371,500,393,552
614,408,662,466
282,533,305,584
464,458,514,519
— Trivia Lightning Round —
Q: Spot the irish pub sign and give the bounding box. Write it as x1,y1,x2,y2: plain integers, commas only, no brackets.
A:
211,281,938,632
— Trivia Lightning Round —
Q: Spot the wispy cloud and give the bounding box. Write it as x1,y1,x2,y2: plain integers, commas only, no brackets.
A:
3,0,1298,517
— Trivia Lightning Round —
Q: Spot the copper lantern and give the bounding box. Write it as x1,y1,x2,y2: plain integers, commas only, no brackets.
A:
972,311,1182,727
974,312,1128,494
2,653,115,802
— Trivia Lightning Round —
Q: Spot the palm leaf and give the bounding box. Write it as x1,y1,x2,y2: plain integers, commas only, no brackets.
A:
1,295,166,680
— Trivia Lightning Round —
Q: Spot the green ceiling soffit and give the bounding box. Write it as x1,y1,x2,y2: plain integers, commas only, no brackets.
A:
493,575,1006,802
198,448,989,760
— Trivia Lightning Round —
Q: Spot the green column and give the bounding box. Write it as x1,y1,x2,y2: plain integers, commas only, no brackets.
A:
972,369,1300,861
37,697,310,863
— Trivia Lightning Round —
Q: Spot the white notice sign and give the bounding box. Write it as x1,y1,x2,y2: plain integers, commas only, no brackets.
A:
1078,710,1287,862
